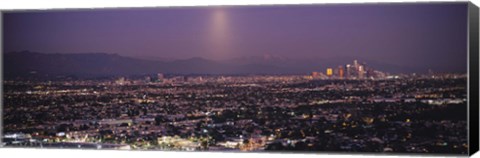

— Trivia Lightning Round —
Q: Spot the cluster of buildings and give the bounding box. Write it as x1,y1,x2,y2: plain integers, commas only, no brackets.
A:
114,73,306,86
310,60,387,80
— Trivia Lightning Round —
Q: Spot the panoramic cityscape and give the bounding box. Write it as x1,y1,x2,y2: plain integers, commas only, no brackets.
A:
2,59,468,154
2,2,469,155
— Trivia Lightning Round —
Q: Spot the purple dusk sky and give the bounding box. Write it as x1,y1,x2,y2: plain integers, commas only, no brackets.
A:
3,3,468,72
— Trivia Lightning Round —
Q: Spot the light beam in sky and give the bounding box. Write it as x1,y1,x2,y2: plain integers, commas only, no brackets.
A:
209,7,231,59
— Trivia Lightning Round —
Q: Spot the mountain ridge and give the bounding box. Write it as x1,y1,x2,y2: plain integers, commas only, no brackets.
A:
3,51,419,80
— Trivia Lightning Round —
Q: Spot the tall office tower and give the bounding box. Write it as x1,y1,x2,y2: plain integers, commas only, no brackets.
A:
333,67,339,78
353,60,359,71
361,61,368,76
346,64,352,79
338,66,344,79
358,65,365,79
311,71,320,79
326,68,333,77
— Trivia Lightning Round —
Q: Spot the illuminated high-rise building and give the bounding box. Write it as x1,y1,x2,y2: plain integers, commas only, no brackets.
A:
338,66,344,79
345,64,352,79
333,67,339,77
358,65,365,79
311,71,320,79
326,68,333,77
353,60,359,71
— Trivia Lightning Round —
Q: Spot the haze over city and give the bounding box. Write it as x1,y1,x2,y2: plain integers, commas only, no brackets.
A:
3,3,468,73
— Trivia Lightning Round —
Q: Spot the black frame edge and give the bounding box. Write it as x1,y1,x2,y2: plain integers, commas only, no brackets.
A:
468,1,480,156
0,11,4,148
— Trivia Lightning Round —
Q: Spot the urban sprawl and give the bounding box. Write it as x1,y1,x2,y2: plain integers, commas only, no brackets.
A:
3,60,468,154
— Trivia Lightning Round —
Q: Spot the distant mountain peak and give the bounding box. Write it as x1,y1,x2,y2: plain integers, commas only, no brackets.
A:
3,51,423,80
4,51,294,79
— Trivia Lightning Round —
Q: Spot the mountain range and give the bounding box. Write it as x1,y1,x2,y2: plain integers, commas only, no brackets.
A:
3,51,416,80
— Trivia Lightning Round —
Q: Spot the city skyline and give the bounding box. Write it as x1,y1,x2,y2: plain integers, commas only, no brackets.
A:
2,50,467,80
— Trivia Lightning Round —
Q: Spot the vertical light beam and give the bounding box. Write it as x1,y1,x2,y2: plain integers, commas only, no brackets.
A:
209,7,231,59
